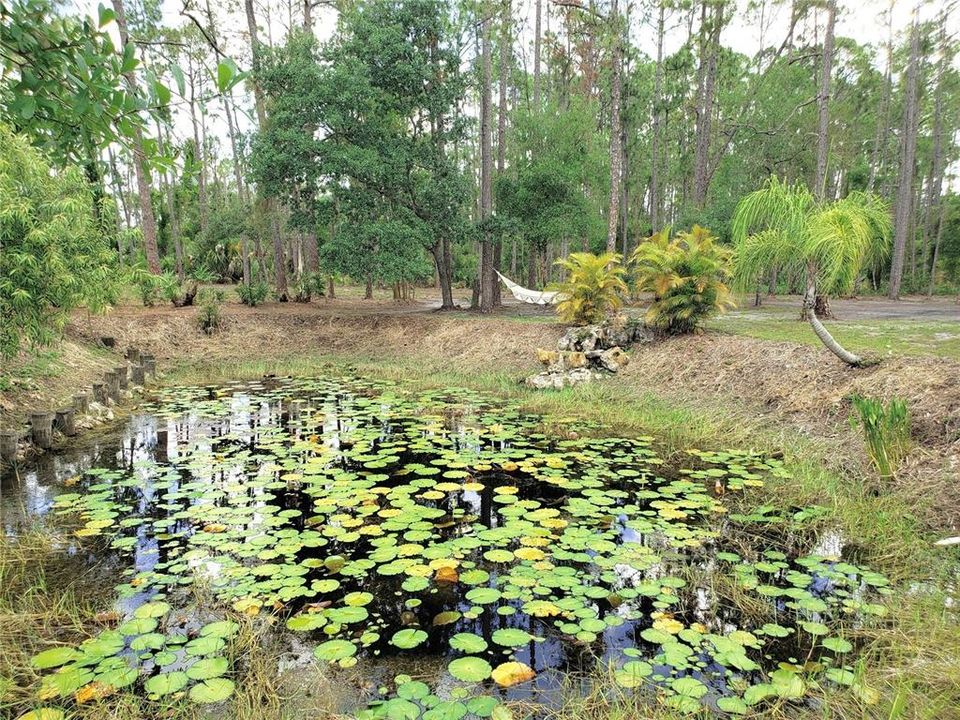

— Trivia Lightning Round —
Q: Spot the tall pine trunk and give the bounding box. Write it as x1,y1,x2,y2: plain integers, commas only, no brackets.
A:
606,0,623,253
112,0,161,273
889,9,921,300
479,13,495,313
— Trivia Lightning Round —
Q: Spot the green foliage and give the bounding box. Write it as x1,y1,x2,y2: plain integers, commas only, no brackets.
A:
131,268,179,307
196,289,225,336
631,226,735,334
293,273,326,303
551,252,627,325
0,125,116,357
731,177,892,295
237,281,270,307
850,396,911,480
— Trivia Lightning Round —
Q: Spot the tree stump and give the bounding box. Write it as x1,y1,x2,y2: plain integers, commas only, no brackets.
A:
93,382,107,404
126,347,141,363
55,408,77,436
73,392,89,415
30,412,54,449
131,364,145,386
142,355,156,377
0,430,18,462
104,371,120,402
115,366,129,390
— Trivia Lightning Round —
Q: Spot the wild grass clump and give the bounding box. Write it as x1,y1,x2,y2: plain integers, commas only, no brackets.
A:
196,289,225,335
236,281,270,307
850,395,910,479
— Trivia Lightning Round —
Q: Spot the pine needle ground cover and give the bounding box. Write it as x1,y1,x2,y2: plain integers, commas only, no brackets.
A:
2,377,900,719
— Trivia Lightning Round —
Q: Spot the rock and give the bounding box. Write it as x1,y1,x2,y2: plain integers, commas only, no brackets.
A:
536,348,559,366
598,346,629,373
524,367,599,389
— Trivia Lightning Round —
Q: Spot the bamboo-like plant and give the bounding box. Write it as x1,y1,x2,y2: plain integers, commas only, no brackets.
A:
551,252,627,325
631,225,735,334
731,177,891,366
850,396,911,479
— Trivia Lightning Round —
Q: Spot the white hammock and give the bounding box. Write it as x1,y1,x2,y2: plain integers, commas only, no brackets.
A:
496,271,566,305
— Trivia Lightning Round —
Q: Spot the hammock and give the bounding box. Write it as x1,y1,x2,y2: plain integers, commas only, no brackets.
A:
496,271,567,305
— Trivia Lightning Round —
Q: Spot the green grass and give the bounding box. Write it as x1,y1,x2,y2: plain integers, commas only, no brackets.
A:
709,315,960,360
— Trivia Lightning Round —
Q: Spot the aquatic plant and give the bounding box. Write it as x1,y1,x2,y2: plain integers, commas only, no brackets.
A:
850,395,911,479
23,378,890,717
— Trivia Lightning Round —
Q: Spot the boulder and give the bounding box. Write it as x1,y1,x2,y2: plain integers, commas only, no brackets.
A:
525,367,599,390
597,346,629,373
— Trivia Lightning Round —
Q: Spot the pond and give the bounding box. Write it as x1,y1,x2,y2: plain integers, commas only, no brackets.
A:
1,377,891,718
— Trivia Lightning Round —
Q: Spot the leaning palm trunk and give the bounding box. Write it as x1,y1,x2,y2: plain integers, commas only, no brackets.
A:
803,272,861,366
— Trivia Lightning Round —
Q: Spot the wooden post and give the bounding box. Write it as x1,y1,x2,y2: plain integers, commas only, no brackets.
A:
131,363,145,386
116,365,129,390
126,347,142,363
30,412,54,449
55,408,77,436
142,355,156,377
0,430,18,462
93,382,107,404
104,371,120,402
73,392,89,415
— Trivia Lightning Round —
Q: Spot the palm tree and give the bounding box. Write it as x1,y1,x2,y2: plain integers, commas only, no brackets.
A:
551,252,627,325
731,177,891,366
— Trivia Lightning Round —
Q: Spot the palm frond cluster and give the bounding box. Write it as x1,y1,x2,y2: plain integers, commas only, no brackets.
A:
552,252,628,325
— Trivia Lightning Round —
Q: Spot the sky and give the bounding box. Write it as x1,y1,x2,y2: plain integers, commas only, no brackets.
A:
81,0,958,173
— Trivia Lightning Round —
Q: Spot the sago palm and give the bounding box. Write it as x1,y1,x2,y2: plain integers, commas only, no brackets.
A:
551,252,627,325
631,225,735,334
731,177,891,366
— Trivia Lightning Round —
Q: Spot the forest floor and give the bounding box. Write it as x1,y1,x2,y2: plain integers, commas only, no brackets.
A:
2,288,960,719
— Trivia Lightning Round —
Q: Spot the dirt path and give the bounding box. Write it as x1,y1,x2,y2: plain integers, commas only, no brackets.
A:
728,294,960,322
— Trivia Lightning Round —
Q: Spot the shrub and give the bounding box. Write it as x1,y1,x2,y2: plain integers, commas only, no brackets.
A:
294,272,326,303
631,225,734,334
133,270,181,307
551,252,627,326
850,396,910,479
196,289,225,335
237,281,270,307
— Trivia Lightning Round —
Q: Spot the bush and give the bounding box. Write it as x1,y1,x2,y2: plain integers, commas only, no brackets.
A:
850,396,910,479
551,252,627,325
631,225,734,334
133,270,181,307
237,281,270,307
294,272,326,303
0,125,115,356
196,289,225,335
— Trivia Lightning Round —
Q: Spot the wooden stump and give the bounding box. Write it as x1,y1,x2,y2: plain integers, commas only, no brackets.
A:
131,364,145,386
0,430,18,462
73,392,89,415
126,347,142,363
142,355,156,377
104,371,120,402
93,382,107,404
115,365,129,390
30,412,54,449
55,408,77,436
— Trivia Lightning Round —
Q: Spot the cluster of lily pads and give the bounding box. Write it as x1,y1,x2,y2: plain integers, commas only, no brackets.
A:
26,377,891,718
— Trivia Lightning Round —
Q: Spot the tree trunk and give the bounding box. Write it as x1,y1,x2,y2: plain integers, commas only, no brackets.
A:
493,0,510,309
533,0,542,109
479,13,495,313
649,1,665,231
187,55,209,237
813,0,835,198
157,122,184,280
692,2,723,209
432,241,455,309
245,0,287,299
804,266,861,366
867,1,895,193
606,0,623,253
112,0,160,273
921,19,947,270
889,8,921,300
927,201,946,296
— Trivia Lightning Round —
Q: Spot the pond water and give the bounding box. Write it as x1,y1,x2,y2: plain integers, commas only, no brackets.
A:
1,377,891,718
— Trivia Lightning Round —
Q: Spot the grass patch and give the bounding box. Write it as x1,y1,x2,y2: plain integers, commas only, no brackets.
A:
709,315,960,360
